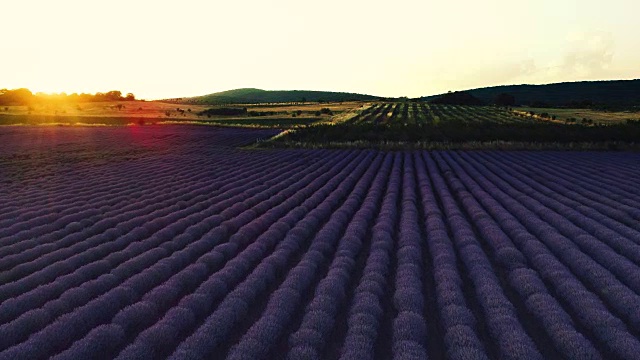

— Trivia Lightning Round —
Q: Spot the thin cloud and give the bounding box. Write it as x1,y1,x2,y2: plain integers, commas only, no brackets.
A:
562,31,615,76
495,31,617,86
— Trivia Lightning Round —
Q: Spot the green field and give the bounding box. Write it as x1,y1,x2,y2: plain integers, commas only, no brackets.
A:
346,103,535,125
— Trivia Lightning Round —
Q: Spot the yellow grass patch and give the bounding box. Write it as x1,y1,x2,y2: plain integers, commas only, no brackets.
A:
515,107,640,124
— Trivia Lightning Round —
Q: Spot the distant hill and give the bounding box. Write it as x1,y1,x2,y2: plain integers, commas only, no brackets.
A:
430,91,485,106
423,79,640,108
164,88,379,104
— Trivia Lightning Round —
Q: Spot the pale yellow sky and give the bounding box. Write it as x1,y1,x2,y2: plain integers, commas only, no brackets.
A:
3,0,639,99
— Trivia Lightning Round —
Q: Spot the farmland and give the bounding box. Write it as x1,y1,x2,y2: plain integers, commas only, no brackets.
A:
3,100,640,149
0,101,364,128
514,106,640,124
1,125,639,359
271,103,640,150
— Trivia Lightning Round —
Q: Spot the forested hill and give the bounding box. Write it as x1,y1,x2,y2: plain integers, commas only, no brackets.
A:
423,79,640,107
165,88,379,104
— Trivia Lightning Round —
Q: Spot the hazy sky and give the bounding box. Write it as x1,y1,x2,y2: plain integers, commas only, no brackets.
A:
3,0,639,99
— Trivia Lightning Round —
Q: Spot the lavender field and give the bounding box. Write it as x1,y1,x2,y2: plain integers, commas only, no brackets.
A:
1,126,640,360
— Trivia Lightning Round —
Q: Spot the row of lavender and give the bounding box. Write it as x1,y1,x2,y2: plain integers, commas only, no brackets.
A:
1,126,639,359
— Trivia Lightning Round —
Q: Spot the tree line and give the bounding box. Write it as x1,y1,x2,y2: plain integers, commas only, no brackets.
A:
0,88,136,105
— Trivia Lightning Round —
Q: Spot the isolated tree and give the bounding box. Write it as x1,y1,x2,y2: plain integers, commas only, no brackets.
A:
104,91,123,101
125,93,135,101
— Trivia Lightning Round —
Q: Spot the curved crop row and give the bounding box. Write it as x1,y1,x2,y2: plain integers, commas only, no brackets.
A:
1,126,639,359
